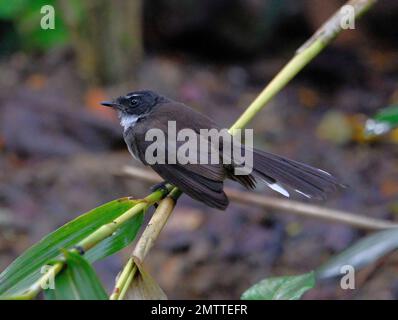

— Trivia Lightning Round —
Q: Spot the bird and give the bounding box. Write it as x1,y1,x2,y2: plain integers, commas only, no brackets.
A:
101,90,343,210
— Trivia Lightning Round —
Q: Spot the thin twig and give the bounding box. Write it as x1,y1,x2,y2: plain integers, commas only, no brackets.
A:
120,166,398,231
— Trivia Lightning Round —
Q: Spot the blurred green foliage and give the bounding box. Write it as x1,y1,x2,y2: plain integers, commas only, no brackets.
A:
373,105,398,126
241,272,315,300
366,105,398,136
0,0,68,52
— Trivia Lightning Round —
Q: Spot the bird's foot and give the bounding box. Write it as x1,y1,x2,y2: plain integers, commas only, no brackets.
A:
150,181,169,194
150,181,171,208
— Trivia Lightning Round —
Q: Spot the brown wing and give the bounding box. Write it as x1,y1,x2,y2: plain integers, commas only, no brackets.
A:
126,102,229,209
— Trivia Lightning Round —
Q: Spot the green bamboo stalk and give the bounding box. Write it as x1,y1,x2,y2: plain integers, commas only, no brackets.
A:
77,202,147,252
133,190,181,260
229,42,324,133
110,259,136,299
78,185,174,253
111,189,181,300
116,264,137,299
74,187,173,251
229,0,376,132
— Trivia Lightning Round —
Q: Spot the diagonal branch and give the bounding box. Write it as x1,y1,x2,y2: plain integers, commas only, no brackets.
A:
120,166,398,231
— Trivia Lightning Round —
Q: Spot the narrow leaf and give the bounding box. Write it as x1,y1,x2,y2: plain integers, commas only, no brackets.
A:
0,197,138,297
0,0,28,19
44,251,107,300
316,228,398,279
241,271,315,300
85,212,144,263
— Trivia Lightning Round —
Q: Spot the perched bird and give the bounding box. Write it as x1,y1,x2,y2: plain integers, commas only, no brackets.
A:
102,90,342,210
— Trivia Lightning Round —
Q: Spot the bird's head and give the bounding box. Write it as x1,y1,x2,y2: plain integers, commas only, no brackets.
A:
101,90,163,117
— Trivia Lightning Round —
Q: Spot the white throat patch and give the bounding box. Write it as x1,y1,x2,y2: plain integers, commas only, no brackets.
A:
120,114,140,131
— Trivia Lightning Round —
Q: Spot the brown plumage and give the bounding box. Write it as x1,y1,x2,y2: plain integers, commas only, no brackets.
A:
102,90,343,210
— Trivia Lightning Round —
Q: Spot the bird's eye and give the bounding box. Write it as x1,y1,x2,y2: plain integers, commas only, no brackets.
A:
131,99,138,106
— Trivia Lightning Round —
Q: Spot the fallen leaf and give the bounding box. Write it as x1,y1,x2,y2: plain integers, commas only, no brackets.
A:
25,74,46,90
123,257,167,300
380,179,398,198
298,87,319,108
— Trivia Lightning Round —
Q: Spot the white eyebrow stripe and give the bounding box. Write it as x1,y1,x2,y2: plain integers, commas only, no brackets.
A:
126,93,141,98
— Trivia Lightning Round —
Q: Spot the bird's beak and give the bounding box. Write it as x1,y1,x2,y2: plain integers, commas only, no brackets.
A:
101,101,121,109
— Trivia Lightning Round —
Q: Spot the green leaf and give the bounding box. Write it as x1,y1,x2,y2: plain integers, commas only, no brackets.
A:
366,105,398,136
0,0,29,19
0,197,139,297
241,271,315,300
16,3,69,50
85,212,144,263
316,228,398,279
374,105,398,125
0,0,69,50
44,251,107,300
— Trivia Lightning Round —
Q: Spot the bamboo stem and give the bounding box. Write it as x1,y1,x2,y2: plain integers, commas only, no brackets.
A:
111,190,180,300
117,264,137,299
229,41,324,133
77,202,147,252
132,193,179,260
110,259,136,300
229,0,377,132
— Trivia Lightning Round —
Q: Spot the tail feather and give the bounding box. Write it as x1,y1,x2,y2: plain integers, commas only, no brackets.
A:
251,149,342,200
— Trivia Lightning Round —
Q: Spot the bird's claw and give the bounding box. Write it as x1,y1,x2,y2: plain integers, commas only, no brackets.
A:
150,181,169,194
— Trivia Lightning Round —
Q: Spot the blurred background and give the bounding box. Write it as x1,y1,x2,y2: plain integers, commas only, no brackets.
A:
1,0,398,299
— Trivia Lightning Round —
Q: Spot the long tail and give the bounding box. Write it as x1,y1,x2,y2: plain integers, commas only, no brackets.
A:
247,149,343,200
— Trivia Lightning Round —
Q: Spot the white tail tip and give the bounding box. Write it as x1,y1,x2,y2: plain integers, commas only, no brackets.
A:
295,189,312,199
267,182,290,197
